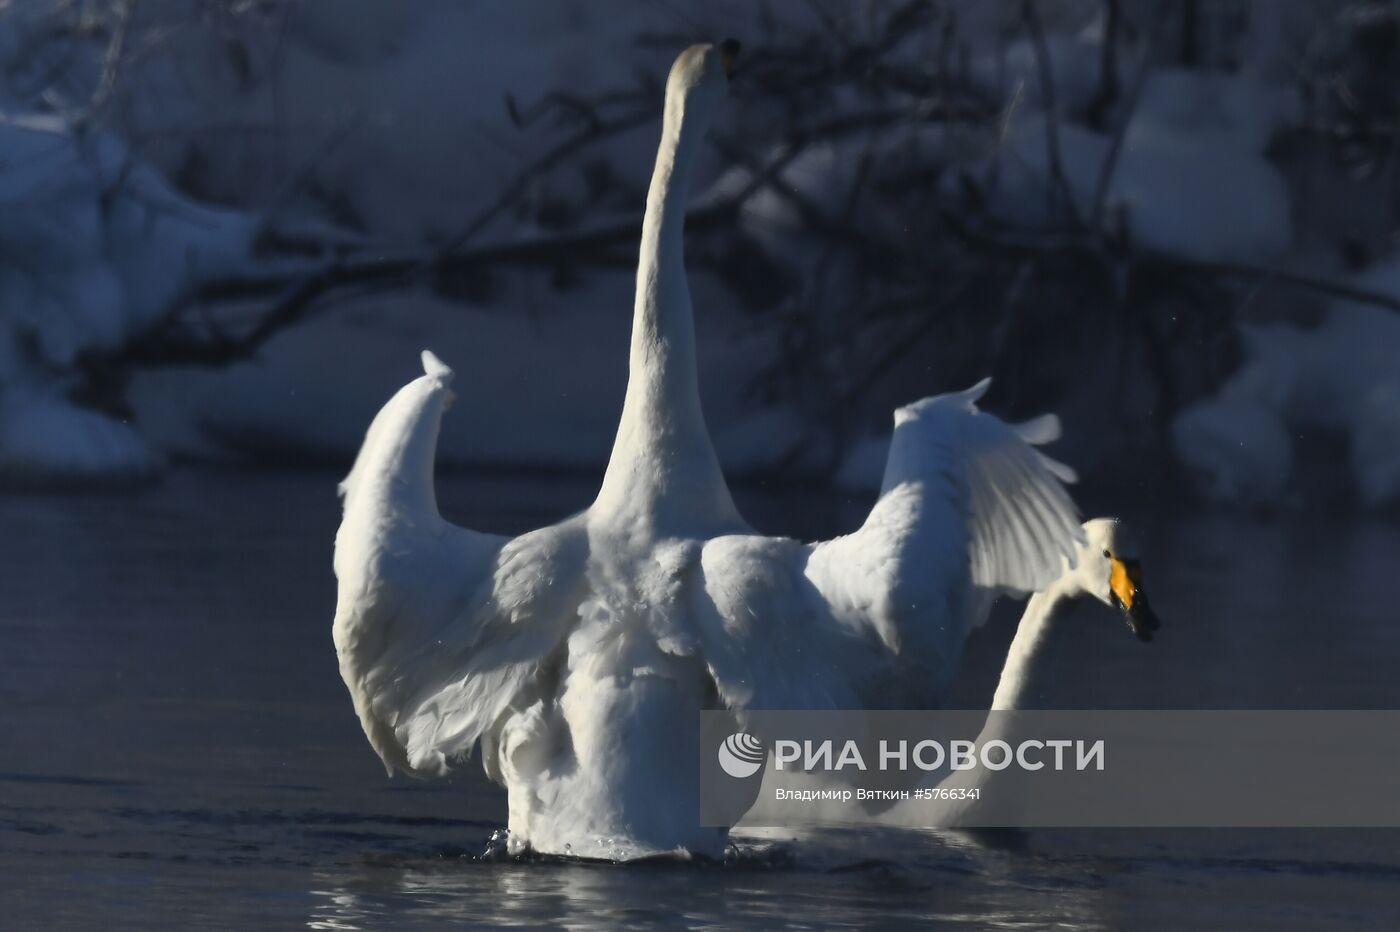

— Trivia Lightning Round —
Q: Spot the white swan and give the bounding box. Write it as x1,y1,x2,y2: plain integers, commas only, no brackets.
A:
988,518,1159,714
332,42,1085,861
741,519,1158,832
875,519,1159,830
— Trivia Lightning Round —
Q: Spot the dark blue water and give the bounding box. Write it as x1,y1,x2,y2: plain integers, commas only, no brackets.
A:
2,469,1398,929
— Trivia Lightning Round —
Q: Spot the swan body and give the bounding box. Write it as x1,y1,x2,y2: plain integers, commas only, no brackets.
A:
332,43,1085,860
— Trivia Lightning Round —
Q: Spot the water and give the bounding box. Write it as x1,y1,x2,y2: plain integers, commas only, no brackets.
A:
3,469,1399,929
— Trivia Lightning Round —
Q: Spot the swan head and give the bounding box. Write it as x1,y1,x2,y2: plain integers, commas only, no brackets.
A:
1068,518,1162,642
663,40,739,134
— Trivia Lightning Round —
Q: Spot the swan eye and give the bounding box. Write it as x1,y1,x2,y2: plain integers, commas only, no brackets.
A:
1103,549,1111,558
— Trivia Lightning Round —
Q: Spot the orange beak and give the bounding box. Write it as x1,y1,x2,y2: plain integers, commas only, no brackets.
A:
1110,558,1161,642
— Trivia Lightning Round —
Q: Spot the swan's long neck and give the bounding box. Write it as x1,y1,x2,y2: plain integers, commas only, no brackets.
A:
594,85,739,535
989,588,1073,711
927,587,1076,813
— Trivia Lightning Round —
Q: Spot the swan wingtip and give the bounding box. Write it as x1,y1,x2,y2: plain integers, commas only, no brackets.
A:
960,377,993,407
421,349,454,381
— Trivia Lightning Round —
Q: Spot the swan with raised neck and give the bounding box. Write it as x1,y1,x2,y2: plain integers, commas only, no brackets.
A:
332,41,1100,860
879,519,1160,827
593,41,743,538
991,518,1160,712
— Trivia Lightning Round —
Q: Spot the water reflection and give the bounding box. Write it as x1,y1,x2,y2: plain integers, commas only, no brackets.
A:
304,828,1115,930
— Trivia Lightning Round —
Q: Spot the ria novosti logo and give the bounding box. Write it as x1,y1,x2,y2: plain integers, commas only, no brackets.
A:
717,732,766,778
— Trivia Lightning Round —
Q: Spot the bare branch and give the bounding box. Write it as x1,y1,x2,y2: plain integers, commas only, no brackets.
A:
1021,0,1081,226
945,213,1400,316
1086,0,1121,128
424,100,657,271
1088,3,1169,230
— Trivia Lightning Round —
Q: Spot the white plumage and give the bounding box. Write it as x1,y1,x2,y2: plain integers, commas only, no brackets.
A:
332,43,1084,860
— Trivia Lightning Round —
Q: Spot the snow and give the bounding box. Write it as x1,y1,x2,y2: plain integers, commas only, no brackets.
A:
1114,113,1293,263
710,124,954,258
1171,397,1293,507
968,34,1116,117
1172,261,1400,508
974,81,1294,264
0,389,160,482
128,271,788,473
0,2,807,483
0,113,255,480
0,2,1394,510
1134,68,1300,155
108,1,761,242
957,31,1301,264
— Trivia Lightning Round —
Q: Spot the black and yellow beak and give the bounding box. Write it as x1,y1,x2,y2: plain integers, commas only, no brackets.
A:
1109,558,1161,642
719,38,741,77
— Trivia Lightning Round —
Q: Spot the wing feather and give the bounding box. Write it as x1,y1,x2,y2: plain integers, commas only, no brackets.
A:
332,351,584,778
689,380,1080,713
803,379,1082,703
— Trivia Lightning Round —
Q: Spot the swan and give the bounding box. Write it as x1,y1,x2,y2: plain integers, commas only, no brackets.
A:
740,518,1159,832
859,518,1161,833
988,517,1160,714
332,42,1086,861
919,518,1160,826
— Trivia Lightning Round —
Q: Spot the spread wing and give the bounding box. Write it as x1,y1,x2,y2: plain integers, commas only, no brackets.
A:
688,534,870,712
332,351,584,778
692,379,1082,710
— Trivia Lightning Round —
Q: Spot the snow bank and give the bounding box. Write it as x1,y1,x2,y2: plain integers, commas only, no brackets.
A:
1172,261,1400,508
128,269,789,474
0,2,813,482
973,70,1296,264
0,113,255,481
1171,397,1292,507
0,390,159,482
0,3,1362,492
1134,67,1300,155
706,125,953,259
968,34,1115,117
109,0,769,243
